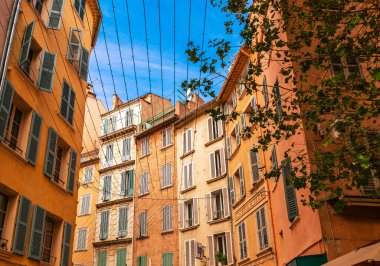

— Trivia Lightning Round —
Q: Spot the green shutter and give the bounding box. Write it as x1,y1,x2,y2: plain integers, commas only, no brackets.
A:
28,205,46,260
137,256,147,266
12,195,31,255
18,21,36,66
98,250,107,266
163,252,173,266
67,88,75,125
44,127,58,178
60,222,72,266
0,79,14,140
60,82,69,121
79,48,89,80
26,111,42,165
67,149,77,193
116,248,126,266
38,51,56,92
282,158,299,221
127,169,134,196
100,211,109,240
118,207,128,237
48,0,64,29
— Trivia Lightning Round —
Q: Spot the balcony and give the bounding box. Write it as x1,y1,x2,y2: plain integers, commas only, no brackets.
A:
100,116,137,141
136,106,176,135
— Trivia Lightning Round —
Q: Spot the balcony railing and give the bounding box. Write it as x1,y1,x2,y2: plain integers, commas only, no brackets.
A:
213,209,224,220
41,248,56,265
101,116,138,137
186,218,194,228
0,238,8,250
2,138,23,156
138,106,175,132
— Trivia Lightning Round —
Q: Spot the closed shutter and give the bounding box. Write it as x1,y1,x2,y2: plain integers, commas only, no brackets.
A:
206,193,212,222
116,248,127,266
48,0,64,29
256,207,269,250
271,147,279,181
209,152,216,179
0,79,14,140
217,119,223,138
98,250,107,266
67,149,77,193
79,48,89,80
182,131,186,154
19,21,35,66
118,207,128,237
28,205,46,260
241,113,246,132
273,81,282,120
263,75,269,107
189,163,193,187
178,202,184,230
190,240,195,266
122,138,131,161
102,175,111,201
120,171,127,196
100,211,109,240
207,236,215,266
67,88,75,125
26,111,42,165
60,222,72,266
222,187,230,217
193,198,199,226
239,166,245,197
225,232,233,264
220,148,226,175
207,118,213,142
183,164,188,189
228,176,235,205
38,51,56,92
282,158,299,221
185,240,190,266
235,124,240,146
12,196,31,255
163,252,173,266
137,256,147,266
44,127,58,178
232,88,237,107
251,96,257,111
226,137,231,158
127,169,134,196
250,150,260,183
187,130,192,152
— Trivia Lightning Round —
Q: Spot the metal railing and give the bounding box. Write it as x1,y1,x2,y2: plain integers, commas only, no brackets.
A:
186,218,194,228
101,115,138,137
41,248,56,265
138,106,175,132
0,238,8,250
213,209,224,220
2,138,23,156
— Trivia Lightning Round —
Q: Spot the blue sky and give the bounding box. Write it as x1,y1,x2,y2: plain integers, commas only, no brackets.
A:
89,0,242,111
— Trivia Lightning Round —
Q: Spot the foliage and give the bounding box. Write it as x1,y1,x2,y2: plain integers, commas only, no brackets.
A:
215,252,227,264
182,0,380,211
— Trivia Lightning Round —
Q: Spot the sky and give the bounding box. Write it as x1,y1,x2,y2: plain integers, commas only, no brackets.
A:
89,0,242,111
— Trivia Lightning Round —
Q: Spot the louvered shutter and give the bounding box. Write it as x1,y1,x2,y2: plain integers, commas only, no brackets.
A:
102,176,111,201
60,222,72,266
28,205,46,260
222,187,230,217
193,198,199,226
263,75,269,107
44,127,58,178
0,79,14,140
38,51,56,92
185,241,190,266
206,193,212,222
226,137,232,158
207,236,215,266
19,21,35,66
232,89,237,107
118,207,128,237
79,48,89,80
273,81,282,120
183,164,188,189
163,252,173,266
120,171,127,196
239,166,245,197
241,113,246,132
228,176,235,205
187,130,192,152
190,240,195,266
60,82,69,120
282,158,299,221
235,124,240,146
127,169,134,196
12,196,31,255
116,248,127,266
225,232,233,264
217,119,223,138
220,148,226,175
207,118,212,142
189,163,193,187
26,111,42,165
209,152,216,179
178,202,184,229
182,131,186,154
250,150,260,182
67,88,75,125
100,211,109,240
98,250,107,266
67,29,81,61
66,149,77,193
48,0,64,29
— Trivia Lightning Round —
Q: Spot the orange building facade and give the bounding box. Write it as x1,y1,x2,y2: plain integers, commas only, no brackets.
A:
0,0,100,265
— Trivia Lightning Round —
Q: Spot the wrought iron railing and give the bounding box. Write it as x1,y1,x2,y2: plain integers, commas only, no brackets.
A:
2,138,23,156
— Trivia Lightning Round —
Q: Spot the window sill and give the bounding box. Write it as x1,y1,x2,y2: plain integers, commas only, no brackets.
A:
180,224,199,232
204,135,224,147
137,235,149,240
232,195,246,209
0,142,28,164
138,192,149,198
0,248,12,259
289,216,300,230
180,150,195,159
161,144,173,151
180,186,196,194
208,216,230,225
161,185,173,190
49,179,69,194
78,213,90,217
74,248,88,252
161,229,174,235
256,246,272,258
57,112,75,131
207,174,227,184
250,179,264,194
140,153,150,159
237,257,250,265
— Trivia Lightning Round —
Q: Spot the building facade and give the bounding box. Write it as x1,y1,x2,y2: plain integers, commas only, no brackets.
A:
0,0,101,265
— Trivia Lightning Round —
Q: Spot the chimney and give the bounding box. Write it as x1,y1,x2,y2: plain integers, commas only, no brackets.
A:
112,93,123,110
86,84,96,98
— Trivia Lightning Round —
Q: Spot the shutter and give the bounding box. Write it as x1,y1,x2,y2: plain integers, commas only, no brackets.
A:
103,175,111,201
60,222,72,266
261,208,268,248
241,113,246,132
250,150,260,182
222,187,230,217
26,111,42,165
163,253,173,266
100,211,109,239
239,166,245,197
183,132,186,154
283,159,299,221
251,96,257,111
28,205,46,260
67,88,75,125
185,241,190,266
38,51,56,92
225,232,233,264
116,248,127,266
263,75,269,107
217,119,223,138
127,169,134,196
179,202,184,229
0,79,14,140
120,171,126,196
206,193,212,223
143,212,148,235
190,240,195,266
207,236,215,266
162,207,166,231
228,176,235,205
220,148,226,175
209,152,216,179
256,209,263,250
67,29,81,61
189,163,193,187
118,207,128,237
235,124,240,146
48,0,64,29
79,47,89,80
12,196,31,255
207,118,212,142
226,137,231,157
98,250,107,266
183,164,188,189
19,21,35,66
67,149,77,193
44,127,58,178
187,130,192,152
193,198,199,225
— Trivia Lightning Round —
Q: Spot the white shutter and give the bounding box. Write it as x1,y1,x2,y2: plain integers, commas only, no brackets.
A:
239,166,245,197
208,236,215,266
226,137,232,158
209,152,216,179
206,193,212,223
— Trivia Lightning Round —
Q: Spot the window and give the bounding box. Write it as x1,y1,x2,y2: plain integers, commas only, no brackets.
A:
79,48,90,80
206,188,230,222
228,176,236,205
99,210,109,240
208,232,233,265
184,239,195,266
271,147,279,181
83,167,93,183
249,149,261,183
31,0,44,15
226,137,232,158
102,175,111,201
185,200,193,227
120,169,134,197
183,129,192,154
74,0,86,20
233,123,240,147
162,205,173,232
125,109,134,127
97,250,107,266
0,193,9,241
272,80,282,122
216,234,227,258
102,116,116,135
238,222,248,259
139,172,149,196
207,118,222,142
76,228,87,250
238,76,245,97
60,81,75,125
231,88,237,108
181,199,199,229
162,163,172,188
241,113,246,136
138,211,148,237
263,75,269,107
162,252,173,266
141,137,149,157
330,51,360,80
67,29,82,61
233,166,245,199
41,216,56,263
162,127,172,147
118,207,128,237
256,207,269,250
79,194,91,215
223,103,229,116
48,0,65,29
282,158,299,221
182,162,193,190
122,137,132,161
137,256,147,266
104,144,114,167
209,148,226,179
116,248,127,266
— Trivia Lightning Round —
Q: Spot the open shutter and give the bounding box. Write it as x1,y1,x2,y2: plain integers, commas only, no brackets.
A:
19,21,36,66
189,163,193,187
98,250,107,266
67,149,77,193
226,137,231,158
127,169,134,196
225,232,233,264
28,205,46,260
208,236,215,266
67,88,75,125
206,193,212,223
228,176,235,205
60,82,69,120
79,48,89,80
179,202,184,229
217,119,223,138
239,166,245,197
38,51,56,92
26,111,42,165
220,148,226,175
207,118,212,142
235,124,240,146
48,0,64,29
12,196,31,255
193,198,199,226
182,131,186,154
187,130,192,152
120,171,126,196
60,222,72,266
0,79,14,140
209,152,216,179
250,150,260,183
116,248,127,266
44,127,58,178
222,187,230,217
283,158,299,221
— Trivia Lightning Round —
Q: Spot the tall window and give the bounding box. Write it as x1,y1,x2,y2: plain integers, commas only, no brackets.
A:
184,200,194,228
67,29,82,61
182,163,193,190
76,228,87,250
79,194,91,215
213,190,224,220
41,217,55,263
209,148,226,179
272,80,282,122
139,173,149,196
256,207,269,250
105,144,114,166
118,207,128,237
0,193,9,240
182,129,192,154
184,240,195,266
74,0,86,20
233,166,245,199
249,149,260,183
120,169,134,197
207,118,222,142
263,75,269,107
271,147,279,181
162,205,173,232
162,128,172,148
125,109,134,127
60,81,75,125
141,137,149,157
162,163,172,188
122,137,131,161
238,222,248,259
83,167,93,183
282,158,299,221
99,210,109,240
138,212,148,237
102,175,111,201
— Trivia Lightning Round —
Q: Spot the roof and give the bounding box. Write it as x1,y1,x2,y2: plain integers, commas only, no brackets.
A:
88,0,102,48
174,99,218,128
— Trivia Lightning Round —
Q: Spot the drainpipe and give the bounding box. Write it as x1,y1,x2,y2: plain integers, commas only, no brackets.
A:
0,0,21,92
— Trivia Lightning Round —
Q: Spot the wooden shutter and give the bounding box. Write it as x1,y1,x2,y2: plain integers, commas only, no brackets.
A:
116,248,127,266
79,47,89,80
187,130,192,152
179,202,184,229
232,88,237,107
183,164,188,189
67,149,77,193
19,21,35,66
256,208,268,250
228,176,235,205
60,222,72,266
100,211,109,239
241,113,246,132
207,118,213,142
98,250,107,266
26,111,42,165
38,51,56,92
183,131,186,154
239,166,245,197
0,79,14,140
12,196,31,255
225,232,233,264
48,0,64,29
217,119,223,138
190,240,195,266
185,241,190,266
220,148,226,175
282,158,299,221
120,171,126,196
222,187,230,217
127,169,134,196
60,82,69,120
206,193,212,222
189,162,193,187
118,207,128,237
207,236,215,266
226,137,231,158
44,128,58,178
263,75,269,107
163,252,173,266
273,81,282,120
235,124,240,146
67,88,75,125
250,150,260,183
193,198,199,226
209,152,216,179
102,175,111,201
28,205,46,260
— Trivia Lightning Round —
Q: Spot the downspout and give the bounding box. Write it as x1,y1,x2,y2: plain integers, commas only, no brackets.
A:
0,0,21,91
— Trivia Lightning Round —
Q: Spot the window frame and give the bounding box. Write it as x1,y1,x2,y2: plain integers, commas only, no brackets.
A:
76,227,88,251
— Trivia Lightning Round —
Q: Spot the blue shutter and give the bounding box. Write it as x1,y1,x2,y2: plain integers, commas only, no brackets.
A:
118,207,128,237
19,21,35,66
44,127,58,178
282,158,299,221
60,222,72,266
48,0,64,29
26,111,42,165
100,211,109,240
28,205,46,260
0,79,14,140
12,196,31,255
67,149,77,193
38,51,56,92
79,48,89,80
